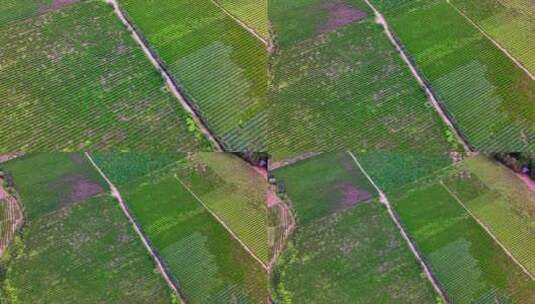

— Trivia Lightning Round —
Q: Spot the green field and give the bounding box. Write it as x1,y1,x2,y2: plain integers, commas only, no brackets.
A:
94,153,268,303
119,0,268,151
1,153,108,220
268,0,454,160
215,0,269,39
0,1,209,151
445,155,535,276
393,170,535,303
2,195,173,303
271,152,439,303
450,0,535,74
0,154,172,303
370,0,535,151
174,153,268,264
0,0,81,27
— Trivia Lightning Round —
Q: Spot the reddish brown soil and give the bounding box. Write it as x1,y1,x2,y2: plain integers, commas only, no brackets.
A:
334,182,371,211
267,189,281,208
320,2,367,33
54,174,104,206
39,0,78,13
517,173,535,193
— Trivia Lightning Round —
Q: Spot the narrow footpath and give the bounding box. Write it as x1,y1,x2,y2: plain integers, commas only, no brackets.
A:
85,152,187,304
363,0,471,152
347,151,449,303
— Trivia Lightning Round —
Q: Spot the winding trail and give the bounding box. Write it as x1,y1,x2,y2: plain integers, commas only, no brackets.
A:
174,174,268,270
267,188,295,272
85,153,187,304
440,181,535,280
106,0,224,152
209,0,268,47
269,152,322,171
363,0,471,152
446,0,534,80
0,178,23,257
347,151,449,303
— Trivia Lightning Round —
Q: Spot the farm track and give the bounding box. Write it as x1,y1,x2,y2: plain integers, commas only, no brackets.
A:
446,0,535,80
174,174,268,271
440,181,535,281
106,0,224,152
347,151,450,303
269,152,323,171
363,0,472,153
267,188,295,273
0,179,23,257
209,0,268,47
85,152,188,304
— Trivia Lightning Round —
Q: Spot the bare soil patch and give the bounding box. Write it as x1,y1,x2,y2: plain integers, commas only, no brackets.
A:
39,0,79,13
516,173,535,193
50,174,104,207
320,2,367,33
334,182,371,212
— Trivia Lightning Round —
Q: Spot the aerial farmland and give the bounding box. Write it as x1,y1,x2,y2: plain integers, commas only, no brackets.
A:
1,0,535,303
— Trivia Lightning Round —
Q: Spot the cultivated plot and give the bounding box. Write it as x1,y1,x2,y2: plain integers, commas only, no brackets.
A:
450,0,535,74
94,153,268,303
0,154,172,303
392,164,535,303
0,0,80,27
271,152,439,303
213,0,269,40
0,1,209,151
370,0,535,151
119,0,268,151
268,0,455,161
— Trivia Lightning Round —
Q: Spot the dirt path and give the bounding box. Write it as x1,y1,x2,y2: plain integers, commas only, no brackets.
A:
267,187,295,272
347,151,449,303
174,174,268,270
106,0,224,152
209,0,268,47
446,0,534,80
440,181,535,280
516,173,535,193
0,177,23,257
362,0,471,152
269,152,322,171
85,153,187,304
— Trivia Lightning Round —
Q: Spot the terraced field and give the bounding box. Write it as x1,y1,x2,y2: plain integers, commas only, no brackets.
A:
119,0,268,151
214,0,269,40
392,164,535,303
271,152,439,303
94,153,268,303
0,1,209,151
450,0,535,74
268,0,454,160
370,0,535,151
0,154,172,303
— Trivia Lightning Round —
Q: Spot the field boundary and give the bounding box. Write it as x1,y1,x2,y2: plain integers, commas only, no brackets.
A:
106,0,224,151
85,153,188,304
0,178,24,257
347,151,450,303
269,152,322,171
363,0,472,153
174,174,268,270
267,188,296,272
446,0,534,80
440,181,535,280
208,0,268,47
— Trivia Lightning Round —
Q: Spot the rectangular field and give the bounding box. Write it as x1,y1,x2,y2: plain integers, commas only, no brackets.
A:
0,1,209,151
370,0,535,151
271,152,438,303
119,0,268,151
95,153,268,303
268,0,454,160
393,173,535,303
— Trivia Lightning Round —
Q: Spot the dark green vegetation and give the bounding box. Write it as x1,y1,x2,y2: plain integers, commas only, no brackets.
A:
1,153,107,220
119,0,268,151
268,0,453,160
0,154,172,303
0,1,209,151
392,165,535,303
450,0,535,74
271,152,438,303
0,0,79,27
95,153,268,303
370,0,535,151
